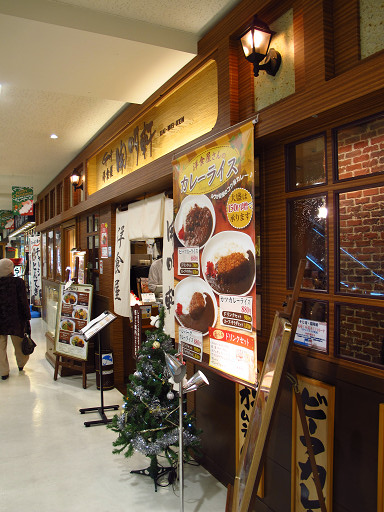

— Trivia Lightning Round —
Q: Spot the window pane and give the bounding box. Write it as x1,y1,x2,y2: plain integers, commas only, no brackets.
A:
288,195,327,290
338,186,384,296
286,135,326,190
335,114,384,180
337,304,384,367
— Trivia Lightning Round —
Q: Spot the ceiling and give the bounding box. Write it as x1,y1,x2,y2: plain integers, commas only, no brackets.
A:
0,0,242,211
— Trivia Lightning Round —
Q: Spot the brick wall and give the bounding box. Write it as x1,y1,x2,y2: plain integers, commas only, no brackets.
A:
339,186,384,296
337,114,384,365
337,115,384,179
338,304,384,365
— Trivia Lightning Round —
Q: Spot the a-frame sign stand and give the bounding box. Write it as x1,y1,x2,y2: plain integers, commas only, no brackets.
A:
227,259,327,512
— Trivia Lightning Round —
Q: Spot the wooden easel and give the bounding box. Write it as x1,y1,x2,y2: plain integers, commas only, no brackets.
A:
54,353,87,389
228,259,328,512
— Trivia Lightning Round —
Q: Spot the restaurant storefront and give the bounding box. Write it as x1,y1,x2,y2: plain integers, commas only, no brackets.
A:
36,1,384,510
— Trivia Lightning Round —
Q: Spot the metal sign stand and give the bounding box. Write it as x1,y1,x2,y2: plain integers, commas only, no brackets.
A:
79,311,119,427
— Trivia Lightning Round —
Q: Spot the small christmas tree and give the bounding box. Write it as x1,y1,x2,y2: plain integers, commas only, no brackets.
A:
109,307,201,487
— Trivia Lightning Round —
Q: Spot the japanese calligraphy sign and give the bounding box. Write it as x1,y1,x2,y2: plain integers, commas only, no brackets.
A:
163,197,175,337
173,121,257,385
291,376,335,512
87,60,218,193
379,404,384,512
236,364,264,497
114,209,131,317
55,283,93,360
12,186,33,216
29,235,42,306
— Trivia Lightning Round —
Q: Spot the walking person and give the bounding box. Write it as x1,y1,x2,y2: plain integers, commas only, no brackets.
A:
0,258,31,380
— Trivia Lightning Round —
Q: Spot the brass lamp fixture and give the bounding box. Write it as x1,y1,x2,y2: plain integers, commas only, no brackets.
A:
70,168,83,191
240,15,282,77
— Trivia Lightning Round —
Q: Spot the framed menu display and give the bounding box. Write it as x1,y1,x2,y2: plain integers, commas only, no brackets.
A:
173,121,257,385
54,283,93,360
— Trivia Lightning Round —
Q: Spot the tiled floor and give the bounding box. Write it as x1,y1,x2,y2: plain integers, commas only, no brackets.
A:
0,318,226,512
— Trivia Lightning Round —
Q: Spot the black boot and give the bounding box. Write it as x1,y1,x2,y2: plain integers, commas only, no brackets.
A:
1,375,9,380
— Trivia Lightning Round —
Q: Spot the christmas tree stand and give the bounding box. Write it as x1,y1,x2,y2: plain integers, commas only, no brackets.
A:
130,457,177,491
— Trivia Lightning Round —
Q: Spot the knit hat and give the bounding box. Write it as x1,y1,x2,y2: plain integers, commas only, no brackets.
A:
0,258,14,278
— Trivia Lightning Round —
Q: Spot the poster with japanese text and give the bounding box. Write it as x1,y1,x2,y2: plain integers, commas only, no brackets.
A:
100,223,108,258
55,283,93,360
12,186,33,216
173,121,257,385
29,235,42,306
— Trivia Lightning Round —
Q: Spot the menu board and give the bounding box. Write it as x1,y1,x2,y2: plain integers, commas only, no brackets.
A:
173,121,257,385
55,283,93,360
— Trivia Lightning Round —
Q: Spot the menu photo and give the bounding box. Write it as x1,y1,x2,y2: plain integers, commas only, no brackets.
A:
55,284,93,360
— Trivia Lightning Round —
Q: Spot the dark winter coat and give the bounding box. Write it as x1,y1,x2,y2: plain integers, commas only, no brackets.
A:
0,276,31,337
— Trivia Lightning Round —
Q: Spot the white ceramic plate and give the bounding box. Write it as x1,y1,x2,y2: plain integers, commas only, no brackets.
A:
174,276,217,335
63,291,78,306
70,334,85,347
201,231,256,296
60,318,75,331
175,194,215,248
73,305,88,320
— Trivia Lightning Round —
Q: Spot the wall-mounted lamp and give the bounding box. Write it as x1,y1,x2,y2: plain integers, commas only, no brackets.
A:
240,15,282,77
70,169,83,191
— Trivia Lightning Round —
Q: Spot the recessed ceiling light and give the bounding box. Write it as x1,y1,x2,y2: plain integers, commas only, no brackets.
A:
50,134,58,139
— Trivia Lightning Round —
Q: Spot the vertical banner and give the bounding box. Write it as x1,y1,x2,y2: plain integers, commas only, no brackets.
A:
163,197,175,336
173,121,257,385
12,186,34,216
291,376,335,512
29,235,42,306
114,209,131,317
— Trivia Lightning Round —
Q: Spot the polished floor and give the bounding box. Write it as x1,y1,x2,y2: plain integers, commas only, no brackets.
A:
0,318,226,512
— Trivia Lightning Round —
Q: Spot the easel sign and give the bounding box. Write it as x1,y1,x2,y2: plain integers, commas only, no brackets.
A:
232,313,293,512
55,283,93,360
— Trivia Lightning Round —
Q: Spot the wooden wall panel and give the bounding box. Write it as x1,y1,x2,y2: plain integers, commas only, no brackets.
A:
333,0,360,75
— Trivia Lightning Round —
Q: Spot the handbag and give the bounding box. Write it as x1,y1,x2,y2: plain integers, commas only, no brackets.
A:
22,333,37,355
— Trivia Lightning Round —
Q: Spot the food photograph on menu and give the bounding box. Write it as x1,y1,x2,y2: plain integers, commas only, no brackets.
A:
55,284,93,360
173,122,257,385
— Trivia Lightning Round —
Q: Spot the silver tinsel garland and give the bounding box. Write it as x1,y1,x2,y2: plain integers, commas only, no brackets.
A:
131,428,199,456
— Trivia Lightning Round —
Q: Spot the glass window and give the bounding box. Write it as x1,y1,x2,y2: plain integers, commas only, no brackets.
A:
87,215,93,233
337,185,384,297
288,195,328,290
47,230,54,278
336,304,384,367
334,113,384,180
94,214,99,232
286,134,326,190
55,228,62,279
41,233,47,278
